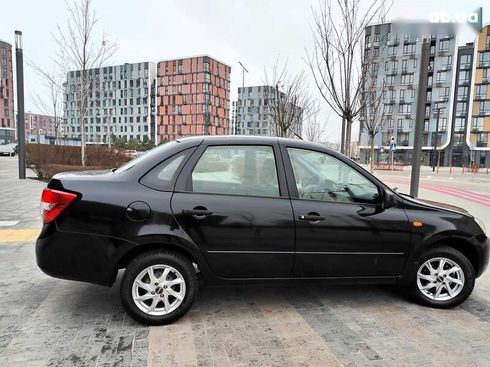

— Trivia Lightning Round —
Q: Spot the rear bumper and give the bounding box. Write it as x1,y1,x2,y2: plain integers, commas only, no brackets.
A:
36,226,121,286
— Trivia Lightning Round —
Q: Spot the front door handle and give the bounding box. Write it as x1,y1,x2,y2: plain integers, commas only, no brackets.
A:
182,206,212,218
299,212,325,222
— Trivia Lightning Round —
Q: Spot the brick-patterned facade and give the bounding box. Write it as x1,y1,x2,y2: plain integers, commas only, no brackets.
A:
0,40,14,130
156,55,230,143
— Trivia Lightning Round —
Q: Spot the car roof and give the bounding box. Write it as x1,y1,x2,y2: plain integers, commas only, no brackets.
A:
176,135,336,153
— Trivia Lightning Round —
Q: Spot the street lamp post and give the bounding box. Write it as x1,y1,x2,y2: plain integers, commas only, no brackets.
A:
432,107,443,172
15,30,26,179
237,61,249,135
410,40,430,197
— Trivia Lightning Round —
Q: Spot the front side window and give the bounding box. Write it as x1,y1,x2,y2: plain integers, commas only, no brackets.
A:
287,148,380,204
191,145,279,197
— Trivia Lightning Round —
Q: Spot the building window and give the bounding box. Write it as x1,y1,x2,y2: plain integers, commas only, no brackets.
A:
439,39,450,51
475,85,487,99
388,46,397,56
476,132,488,147
401,74,413,85
456,102,467,115
459,54,471,69
483,68,490,83
472,117,484,131
480,101,490,115
402,44,415,55
439,118,448,131
399,103,412,114
458,70,470,84
454,118,465,131
456,86,468,100
479,51,490,67
441,55,452,67
436,71,447,83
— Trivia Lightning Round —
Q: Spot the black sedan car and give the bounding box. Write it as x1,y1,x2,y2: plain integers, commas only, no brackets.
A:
36,136,489,325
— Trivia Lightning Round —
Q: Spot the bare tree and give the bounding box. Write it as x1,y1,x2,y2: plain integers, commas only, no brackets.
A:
303,103,327,142
53,0,117,165
306,0,391,156
264,60,317,138
28,61,65,144
360,74,386,172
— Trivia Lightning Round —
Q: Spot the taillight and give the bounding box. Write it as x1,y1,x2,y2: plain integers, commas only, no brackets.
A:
41,188,77,224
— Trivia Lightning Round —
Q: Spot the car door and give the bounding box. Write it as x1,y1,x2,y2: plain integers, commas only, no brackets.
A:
171,142,295,278
283,145,411,278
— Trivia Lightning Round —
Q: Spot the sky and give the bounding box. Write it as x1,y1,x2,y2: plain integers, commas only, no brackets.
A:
1,0,489,143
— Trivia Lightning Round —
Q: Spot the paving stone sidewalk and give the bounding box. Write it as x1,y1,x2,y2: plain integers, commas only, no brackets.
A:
1,156,490,366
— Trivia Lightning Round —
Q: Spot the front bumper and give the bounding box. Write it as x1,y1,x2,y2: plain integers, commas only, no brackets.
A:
36,227,120,286
475,234,489,278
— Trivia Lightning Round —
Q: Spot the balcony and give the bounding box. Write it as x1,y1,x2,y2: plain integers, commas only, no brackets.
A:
477,141,488,147
440,65,452,71
456,95,467,102
474,94,486,101
478,110,490,116
479,60,490,68
459,63,472,70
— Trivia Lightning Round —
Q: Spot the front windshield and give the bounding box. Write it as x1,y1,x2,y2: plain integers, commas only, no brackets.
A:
113,141,178,173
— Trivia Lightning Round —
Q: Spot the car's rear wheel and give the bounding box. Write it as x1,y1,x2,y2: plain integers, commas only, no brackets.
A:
411,246,475,308
120,250,197,325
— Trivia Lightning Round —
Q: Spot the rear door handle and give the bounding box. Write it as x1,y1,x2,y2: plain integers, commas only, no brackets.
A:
299,213,325,222
182,207,212,217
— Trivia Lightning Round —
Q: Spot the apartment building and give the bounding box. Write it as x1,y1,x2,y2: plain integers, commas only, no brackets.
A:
235,85,302,137
155,55,230,143
359,23,457,165
0,39,15,144
63,61,156,144
469,24,490,167
24,112,63,142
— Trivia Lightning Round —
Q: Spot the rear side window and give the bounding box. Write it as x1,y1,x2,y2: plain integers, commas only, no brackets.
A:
140,149,191,191
190,145,280,197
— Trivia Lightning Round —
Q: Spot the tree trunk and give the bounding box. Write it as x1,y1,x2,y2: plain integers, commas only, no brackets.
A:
370,134,375,173
81,117,86,166
345,117,352,157
340,117,346,154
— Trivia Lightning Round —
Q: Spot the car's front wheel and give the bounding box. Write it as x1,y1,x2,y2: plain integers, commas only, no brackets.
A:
412,246,475,308
120,250,197,325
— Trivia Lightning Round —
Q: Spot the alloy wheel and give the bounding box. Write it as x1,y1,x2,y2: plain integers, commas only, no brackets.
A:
131,265,186,316
416,257,465,301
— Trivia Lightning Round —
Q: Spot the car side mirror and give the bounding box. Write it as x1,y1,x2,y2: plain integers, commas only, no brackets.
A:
382,188,396,209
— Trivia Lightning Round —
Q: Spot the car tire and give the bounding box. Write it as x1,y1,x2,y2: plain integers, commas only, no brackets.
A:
411,246,475,308
120,250,197,325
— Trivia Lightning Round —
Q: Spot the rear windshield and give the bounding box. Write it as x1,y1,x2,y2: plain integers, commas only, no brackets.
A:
113,141,180,173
